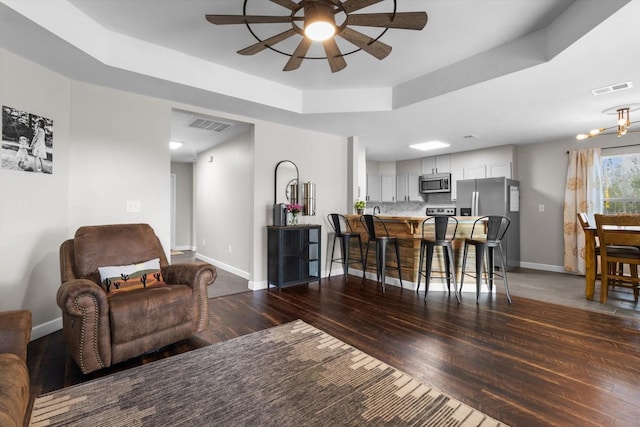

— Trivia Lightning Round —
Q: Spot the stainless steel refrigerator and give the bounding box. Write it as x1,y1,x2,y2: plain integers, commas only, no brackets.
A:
456,177,520,270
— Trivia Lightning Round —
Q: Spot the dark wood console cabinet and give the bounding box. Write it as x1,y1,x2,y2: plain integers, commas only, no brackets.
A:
267,225,321,289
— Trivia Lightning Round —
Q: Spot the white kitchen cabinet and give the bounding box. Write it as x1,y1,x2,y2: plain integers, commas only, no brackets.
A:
421,155,450,174
366,174,381,202
488,162,512,178
464,164,487,179
396,172,422,202
381,174,396,202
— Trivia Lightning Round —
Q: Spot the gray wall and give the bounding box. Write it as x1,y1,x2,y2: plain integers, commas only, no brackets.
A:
517,132,640,271
170,162,194,250
195,130,254,278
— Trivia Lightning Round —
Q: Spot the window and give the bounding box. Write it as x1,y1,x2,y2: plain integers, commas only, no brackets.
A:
602,152,640,213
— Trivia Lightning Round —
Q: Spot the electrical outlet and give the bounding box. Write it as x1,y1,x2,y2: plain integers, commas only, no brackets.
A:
228,245,233,253
202,239,206,246
538,204,545,212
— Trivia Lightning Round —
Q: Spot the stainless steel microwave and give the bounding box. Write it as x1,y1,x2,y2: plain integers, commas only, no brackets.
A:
419,173,451,194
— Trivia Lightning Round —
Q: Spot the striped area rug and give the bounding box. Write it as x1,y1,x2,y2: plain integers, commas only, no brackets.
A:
29,320,506,426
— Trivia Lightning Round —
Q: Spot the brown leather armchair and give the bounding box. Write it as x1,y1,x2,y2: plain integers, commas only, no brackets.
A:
57,224,217,374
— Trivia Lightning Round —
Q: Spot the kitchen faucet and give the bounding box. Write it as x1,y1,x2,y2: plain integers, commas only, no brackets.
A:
373,206,381,215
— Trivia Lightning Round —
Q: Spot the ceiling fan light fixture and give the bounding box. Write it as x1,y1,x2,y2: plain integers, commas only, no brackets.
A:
304,2,336,41
577,106,637,140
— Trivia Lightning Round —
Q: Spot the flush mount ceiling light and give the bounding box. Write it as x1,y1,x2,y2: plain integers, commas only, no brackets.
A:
169,141,184,150
206,0,428,73
409,141,450,151
576,104,640,140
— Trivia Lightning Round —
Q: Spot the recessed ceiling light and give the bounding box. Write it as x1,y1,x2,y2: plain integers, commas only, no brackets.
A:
409,141,450,151
169,141,183,150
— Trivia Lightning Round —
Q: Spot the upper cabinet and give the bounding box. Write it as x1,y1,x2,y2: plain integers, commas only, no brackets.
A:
488,162,512,179
396,172,422,202
380,174,396,202
421,155,450,174
366,173,381,202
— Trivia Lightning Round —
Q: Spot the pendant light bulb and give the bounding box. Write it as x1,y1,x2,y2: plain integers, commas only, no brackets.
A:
305,21,335,41
304,2,336,42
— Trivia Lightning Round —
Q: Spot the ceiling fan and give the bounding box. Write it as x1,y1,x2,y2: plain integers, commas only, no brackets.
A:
205,0,428,73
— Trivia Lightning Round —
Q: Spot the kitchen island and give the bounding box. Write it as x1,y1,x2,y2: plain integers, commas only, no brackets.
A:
344,214,486,290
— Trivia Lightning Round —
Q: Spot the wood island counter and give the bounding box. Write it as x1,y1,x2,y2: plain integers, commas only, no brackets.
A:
344,214,486,289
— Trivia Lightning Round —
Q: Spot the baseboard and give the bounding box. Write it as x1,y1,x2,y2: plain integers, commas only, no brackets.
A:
31,316,62,341
249,280,268,291
174,245,196,251
194,253,250,280
519,262,566,273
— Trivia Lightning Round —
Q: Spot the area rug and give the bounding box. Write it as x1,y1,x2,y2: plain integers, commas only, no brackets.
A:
29,320,506,426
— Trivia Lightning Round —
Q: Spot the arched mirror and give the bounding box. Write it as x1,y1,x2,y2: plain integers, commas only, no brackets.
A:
274,160,299,205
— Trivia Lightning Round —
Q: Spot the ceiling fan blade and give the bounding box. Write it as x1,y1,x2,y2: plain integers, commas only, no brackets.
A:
338,27,391,60
341,0,383,14
206,15,293,25
322,38,347,73
270,0,301,12
347,12,428,30
283,37,313,71
238,29,298,55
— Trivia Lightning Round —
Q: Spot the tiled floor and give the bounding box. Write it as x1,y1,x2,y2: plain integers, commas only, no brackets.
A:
504,267,640,319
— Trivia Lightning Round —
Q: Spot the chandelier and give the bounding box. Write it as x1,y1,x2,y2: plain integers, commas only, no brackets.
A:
576,105,639,140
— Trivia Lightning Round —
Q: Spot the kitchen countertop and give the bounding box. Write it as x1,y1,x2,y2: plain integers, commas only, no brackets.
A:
344,214,484,224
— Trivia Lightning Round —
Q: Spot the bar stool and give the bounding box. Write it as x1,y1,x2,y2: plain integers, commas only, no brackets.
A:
417,216,460,303
360,214,403,292
327,214,365,282
460,215,512,304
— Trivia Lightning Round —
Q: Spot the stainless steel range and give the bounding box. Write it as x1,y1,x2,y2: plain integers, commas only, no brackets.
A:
426,207,456,216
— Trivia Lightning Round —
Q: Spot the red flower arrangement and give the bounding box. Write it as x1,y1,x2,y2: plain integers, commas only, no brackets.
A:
286,204,302,214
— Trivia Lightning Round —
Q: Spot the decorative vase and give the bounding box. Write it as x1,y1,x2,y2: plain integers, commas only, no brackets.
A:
291,213,298,225
356,208,364,215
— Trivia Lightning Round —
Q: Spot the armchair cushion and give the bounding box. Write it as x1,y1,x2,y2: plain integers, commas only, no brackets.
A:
98,257,166,294
73,223,169,284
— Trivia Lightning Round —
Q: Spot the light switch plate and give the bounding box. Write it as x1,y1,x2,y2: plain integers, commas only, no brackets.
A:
126,200,141,212
538,204,545,212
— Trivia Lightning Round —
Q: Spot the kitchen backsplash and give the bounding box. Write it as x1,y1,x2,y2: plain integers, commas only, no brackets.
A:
362,193,455,216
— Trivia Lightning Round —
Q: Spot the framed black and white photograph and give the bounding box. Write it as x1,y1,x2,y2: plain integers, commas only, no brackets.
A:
2,105,53,174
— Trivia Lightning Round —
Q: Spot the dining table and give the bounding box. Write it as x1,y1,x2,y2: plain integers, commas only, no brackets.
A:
583,223,640,301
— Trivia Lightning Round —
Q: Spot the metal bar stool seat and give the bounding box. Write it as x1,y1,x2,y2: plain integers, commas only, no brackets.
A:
417,216,460,303
360,215,403,292
327,214,365,282
460,215,512,304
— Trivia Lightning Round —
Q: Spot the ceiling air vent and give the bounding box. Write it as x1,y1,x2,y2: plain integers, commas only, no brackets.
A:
187,117,232,132
591,81,633,96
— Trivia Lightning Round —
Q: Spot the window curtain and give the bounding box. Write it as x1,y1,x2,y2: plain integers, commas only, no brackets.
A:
563,148,603,274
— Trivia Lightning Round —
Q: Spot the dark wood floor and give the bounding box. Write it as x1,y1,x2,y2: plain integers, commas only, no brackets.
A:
28,276,640,426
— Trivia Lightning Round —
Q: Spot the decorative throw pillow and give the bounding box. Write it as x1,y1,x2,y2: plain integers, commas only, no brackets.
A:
98,258,166,295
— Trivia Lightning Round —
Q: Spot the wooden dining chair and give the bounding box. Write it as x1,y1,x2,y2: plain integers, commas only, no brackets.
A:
594,214,640,304
577,213,600,279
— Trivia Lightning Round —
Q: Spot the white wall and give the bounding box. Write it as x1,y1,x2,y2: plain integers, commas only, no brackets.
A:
195,130,254,278
170,162,193,250
67,81,171,252
252,122,349,288
0,49,70,329
0,49,171,338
